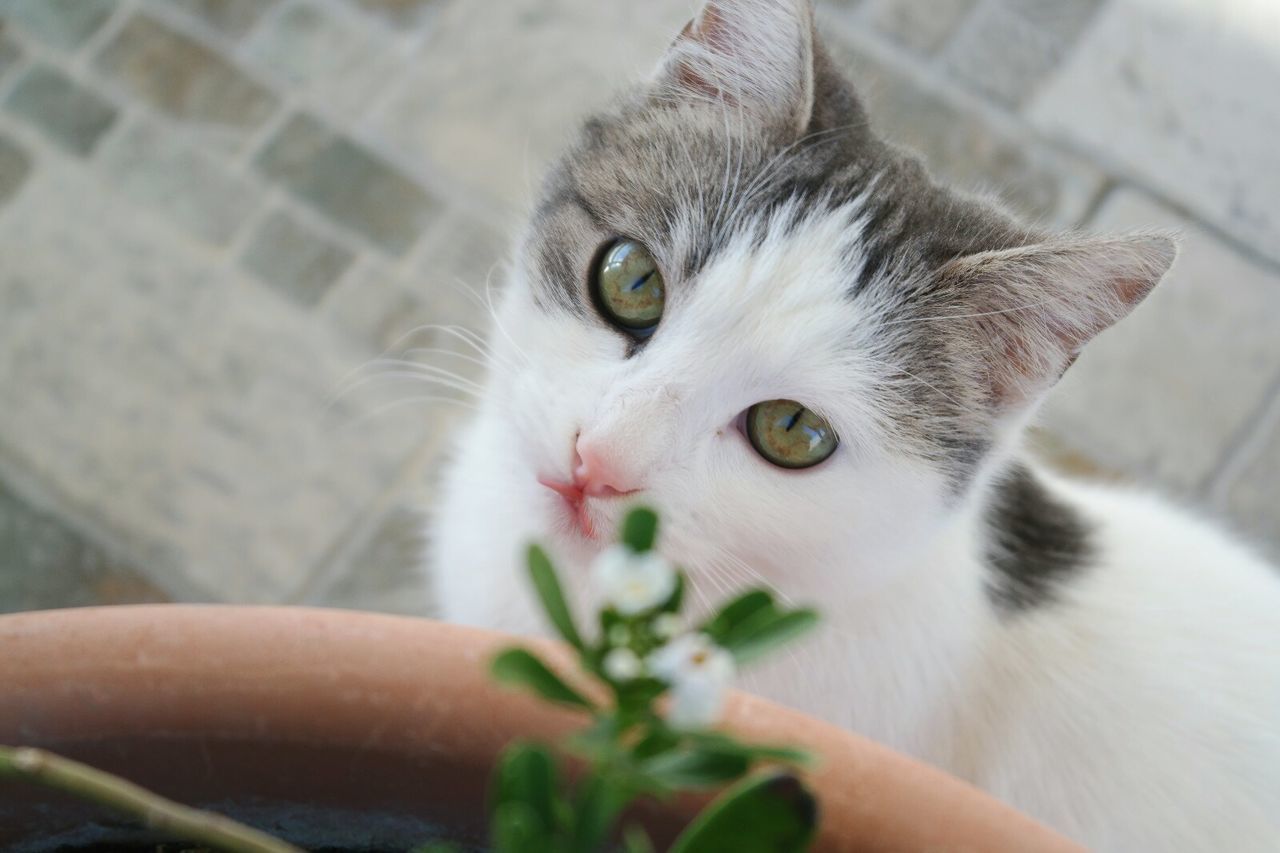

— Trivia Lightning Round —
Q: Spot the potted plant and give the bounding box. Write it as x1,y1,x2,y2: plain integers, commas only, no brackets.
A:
0,510,1080,852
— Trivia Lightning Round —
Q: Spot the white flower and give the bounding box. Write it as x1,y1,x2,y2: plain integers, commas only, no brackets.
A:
648,633,736,729
592,545,677,616
603,647,643,681
652,613,681,640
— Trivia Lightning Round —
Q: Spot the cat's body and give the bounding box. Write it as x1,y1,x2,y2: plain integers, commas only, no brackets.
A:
430,1,1280,847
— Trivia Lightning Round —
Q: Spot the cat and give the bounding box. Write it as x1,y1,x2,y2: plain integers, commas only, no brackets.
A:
429,0,1280,848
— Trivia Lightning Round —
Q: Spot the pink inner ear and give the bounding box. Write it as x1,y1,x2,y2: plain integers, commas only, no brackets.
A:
674,5,740,104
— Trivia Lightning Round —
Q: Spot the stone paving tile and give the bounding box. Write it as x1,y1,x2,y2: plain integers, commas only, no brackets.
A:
0,0,117,50
248,1,400,117
1040,189,1280,494
1029,0,1280,267
168,0,279,38
345,0,439,29
411,212,508,301
255,112,440,255
0,475,170,613
375,0,693,210
0,29,22,77
99,119,263,247
241,207,354,307
95,13,279,148
0,165,426,601
824,37,1105,228
323,211,505,359
943,0,1104,107
310,502,435,616
0,132,31,204
3,63,118,156
869,0,977,54
1224,414,1280,561
324,262,433,355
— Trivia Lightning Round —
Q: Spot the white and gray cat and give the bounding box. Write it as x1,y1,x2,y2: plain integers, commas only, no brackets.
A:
430,1,1280,847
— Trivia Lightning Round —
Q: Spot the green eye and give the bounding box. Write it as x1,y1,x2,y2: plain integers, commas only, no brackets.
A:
593,239,665,334
746,400,838,470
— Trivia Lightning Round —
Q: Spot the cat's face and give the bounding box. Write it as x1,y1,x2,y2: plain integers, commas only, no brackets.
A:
476,0,1174,602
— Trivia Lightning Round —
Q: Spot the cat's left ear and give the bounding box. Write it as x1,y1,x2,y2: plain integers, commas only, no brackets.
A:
653,0,816,135
944,233,1178,411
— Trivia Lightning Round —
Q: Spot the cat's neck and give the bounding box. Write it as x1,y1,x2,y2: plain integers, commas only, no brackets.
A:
777,457,1087,759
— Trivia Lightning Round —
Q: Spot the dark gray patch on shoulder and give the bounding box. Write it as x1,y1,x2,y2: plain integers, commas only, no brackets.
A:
983,464,1094,613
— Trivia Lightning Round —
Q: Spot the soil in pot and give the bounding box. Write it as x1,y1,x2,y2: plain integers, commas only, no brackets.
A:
0,737,488,853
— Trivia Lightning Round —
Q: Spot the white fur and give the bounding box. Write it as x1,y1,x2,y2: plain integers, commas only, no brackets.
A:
431,202,1280,849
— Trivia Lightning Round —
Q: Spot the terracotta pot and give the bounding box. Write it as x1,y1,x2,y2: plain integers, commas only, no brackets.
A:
0,605,1081,851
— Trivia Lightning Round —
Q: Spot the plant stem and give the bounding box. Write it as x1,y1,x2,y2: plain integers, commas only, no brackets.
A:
0,745,303,853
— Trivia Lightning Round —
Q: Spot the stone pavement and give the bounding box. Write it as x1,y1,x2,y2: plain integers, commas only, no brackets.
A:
0,0,1277,615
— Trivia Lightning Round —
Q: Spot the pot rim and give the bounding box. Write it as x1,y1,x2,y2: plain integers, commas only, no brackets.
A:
0,604,1081,852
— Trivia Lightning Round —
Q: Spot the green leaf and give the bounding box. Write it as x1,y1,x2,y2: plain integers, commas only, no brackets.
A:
669,772,818,853
623,825,656,853
631,725,680,761
527,544,585,651
492,742,559,837
615,676,667,716
599,607,624,638
721,608,819,666
639,746,750,789
570,774,630,853
659,570,686,614
566,715,619,759
491,648,595,710
700,590,773,644
493,801,546,853
684,731,811,766
621,507,659,553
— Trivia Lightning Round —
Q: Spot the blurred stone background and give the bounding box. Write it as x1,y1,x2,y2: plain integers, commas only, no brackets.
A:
0,0,1277,615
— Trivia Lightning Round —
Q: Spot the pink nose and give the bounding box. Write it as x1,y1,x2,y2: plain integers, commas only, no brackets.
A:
573,437,640,497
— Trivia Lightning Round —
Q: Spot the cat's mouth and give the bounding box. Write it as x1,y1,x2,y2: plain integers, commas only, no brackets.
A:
537,474,639,543
538,475,598,539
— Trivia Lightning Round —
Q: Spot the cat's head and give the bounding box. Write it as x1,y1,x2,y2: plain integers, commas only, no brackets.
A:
483,0,1175,600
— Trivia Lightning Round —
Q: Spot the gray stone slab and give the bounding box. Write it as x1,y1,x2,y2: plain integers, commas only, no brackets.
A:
249,2,400,116
325,211,504,360
1224,414,1280,561
1029,0,1280,266
1039,189,1280,493
255,113,439,255
411,212,507,302
0,29,22,77
374,0,694,210
869,0,977,54
241,208,354,306
943,0,1103,107
824,38,1105,228
95,13,279,148
324,262,434,355
0,165,426,601
168,0,279,38
345,0,439,29
0,0,117,50
98,119,263,246
310,503,435,616
4,63,117,156
0,132,31,205
0,475,170,613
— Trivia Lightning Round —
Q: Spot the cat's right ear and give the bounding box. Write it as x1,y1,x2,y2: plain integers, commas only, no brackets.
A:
652,0,816,135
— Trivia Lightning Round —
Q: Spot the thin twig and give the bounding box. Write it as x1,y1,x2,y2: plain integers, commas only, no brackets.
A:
0,745,304,853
